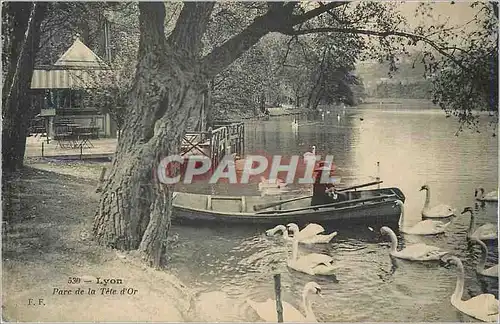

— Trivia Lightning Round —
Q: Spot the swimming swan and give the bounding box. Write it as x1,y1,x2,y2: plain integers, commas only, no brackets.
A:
471,238,499,278
475,188,498,202
442,255,499,322
420,184,456,218
287,231,337,276
266,225,289,239
246,281,321,322
462,207,498,241
292,119,299,131
287,223,337,244
380,226,449,261
289,223,325,239
394,200,452,235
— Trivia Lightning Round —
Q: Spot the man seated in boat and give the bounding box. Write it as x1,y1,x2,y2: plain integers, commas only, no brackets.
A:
311,162,347,208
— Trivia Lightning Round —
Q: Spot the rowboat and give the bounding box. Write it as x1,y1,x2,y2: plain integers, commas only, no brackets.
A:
172,185,405,226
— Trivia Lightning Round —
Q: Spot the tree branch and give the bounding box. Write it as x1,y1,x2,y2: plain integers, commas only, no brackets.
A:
201,1,352,79
283,27,467,70
273,35,298,73
138,2,166,58
290,2,347,26
167,2,215,57
200,14,273,79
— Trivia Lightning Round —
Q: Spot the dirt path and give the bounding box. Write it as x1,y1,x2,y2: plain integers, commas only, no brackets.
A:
2,162,193,322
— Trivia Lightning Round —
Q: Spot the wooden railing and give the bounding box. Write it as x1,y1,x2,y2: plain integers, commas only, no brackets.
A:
213,121,244,157
181,121,245,171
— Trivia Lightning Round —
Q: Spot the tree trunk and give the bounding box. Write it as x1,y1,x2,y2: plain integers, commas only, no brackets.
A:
93,3,211,268
259,91,266,114
295,94,300,108
311,88,324,110
306,77,324,109
2,2,47,173
2,2,31,100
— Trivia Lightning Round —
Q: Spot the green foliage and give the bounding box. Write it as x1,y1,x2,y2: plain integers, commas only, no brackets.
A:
426,2,498,134
371,80,432,99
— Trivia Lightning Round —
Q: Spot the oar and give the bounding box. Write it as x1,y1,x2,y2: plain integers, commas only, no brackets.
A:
253,195,313,212
252,180,383,212
256,193,396,215
335,180,383,192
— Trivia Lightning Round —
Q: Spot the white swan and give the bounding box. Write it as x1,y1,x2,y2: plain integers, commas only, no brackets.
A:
419,184,456,218
292,118,299,131
462,207,498,241
475,188,498,202
442,255,499,322
258,176,287,191
287,223,337,244
266,225,289,239
246,281,321,322
380,226,449,261
288,223,324,239
303,146,316,164
471,238,499,278
287,231,337,276
394,200,452,235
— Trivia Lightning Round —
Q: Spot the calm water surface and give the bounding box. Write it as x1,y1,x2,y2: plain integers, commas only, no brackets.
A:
169,105,498,322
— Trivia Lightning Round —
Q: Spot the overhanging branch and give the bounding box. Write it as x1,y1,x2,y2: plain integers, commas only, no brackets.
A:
290,2,347,25
201,2,349,79
283,27,467,70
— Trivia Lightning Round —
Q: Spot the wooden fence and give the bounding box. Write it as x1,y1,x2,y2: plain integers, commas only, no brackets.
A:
181,121,245,171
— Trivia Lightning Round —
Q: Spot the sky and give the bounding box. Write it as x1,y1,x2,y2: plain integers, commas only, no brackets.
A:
396,1,483,29
355,1,489,80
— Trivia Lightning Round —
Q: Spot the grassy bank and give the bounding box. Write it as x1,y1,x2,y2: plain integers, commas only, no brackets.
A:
2,160,193,322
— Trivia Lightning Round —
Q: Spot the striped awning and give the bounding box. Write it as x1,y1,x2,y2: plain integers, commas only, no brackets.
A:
31,38,112,89
31,69,109,89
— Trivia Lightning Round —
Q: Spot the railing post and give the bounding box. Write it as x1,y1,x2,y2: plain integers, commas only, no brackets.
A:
241,122,245,156
208,127,213,173
41,142,44,157
273,274,283,323
376,161,380,189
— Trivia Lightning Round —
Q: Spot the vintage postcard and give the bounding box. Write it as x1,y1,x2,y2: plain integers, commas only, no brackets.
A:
2,1,498,322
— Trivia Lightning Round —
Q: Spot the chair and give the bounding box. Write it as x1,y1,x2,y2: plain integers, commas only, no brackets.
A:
54,124,74,148
74,127,94,148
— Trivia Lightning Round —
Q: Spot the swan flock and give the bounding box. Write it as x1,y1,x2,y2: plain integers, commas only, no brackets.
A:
255,183,498,322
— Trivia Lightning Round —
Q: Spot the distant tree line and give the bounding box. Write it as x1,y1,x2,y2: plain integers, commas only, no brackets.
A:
369,80,432,99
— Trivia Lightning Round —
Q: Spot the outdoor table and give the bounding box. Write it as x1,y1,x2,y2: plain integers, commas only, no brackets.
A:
71,126,96,148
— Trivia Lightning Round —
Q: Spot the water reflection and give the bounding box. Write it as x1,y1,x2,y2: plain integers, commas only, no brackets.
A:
169,106,498,322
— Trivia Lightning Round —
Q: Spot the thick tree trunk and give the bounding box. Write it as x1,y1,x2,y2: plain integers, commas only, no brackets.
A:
2,2,47,173
93,3,208,268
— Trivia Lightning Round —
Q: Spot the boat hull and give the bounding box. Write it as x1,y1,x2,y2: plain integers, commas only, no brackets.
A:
172,187,405,226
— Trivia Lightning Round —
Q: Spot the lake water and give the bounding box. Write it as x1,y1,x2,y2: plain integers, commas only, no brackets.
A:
168,104,498,322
